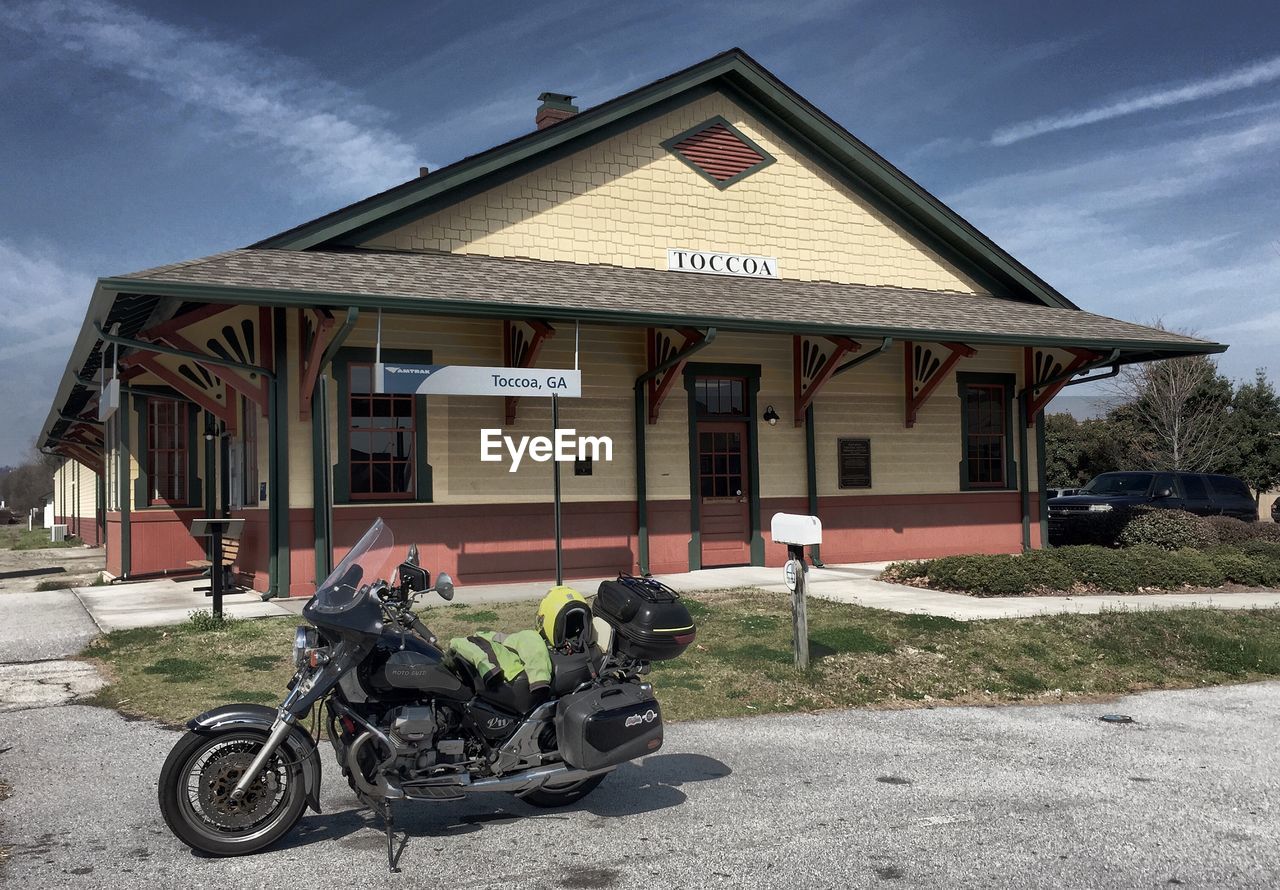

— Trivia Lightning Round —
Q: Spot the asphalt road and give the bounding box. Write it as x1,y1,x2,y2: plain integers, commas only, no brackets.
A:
2,681,1278,889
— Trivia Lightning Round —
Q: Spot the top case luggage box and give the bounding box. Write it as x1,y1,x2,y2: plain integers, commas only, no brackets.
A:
594,575,696,661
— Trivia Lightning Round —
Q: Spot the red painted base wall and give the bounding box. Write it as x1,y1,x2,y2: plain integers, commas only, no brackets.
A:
103,493,1037,595
54,514,103,547
104,509,208,578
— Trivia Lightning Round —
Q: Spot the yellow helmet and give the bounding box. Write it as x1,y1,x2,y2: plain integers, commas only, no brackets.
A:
536,586,593,651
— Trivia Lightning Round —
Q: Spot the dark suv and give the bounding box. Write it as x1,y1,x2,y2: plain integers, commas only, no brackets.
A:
1048,471,1257,544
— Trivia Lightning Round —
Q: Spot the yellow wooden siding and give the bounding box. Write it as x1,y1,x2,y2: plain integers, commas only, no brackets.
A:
363,91,986,294
297,314,1037,508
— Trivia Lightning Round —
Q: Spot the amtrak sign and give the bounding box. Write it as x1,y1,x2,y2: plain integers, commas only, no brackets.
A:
378,362,581,398
667,248,779,279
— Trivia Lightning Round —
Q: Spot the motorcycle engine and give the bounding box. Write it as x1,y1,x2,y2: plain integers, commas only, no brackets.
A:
386,704,470,775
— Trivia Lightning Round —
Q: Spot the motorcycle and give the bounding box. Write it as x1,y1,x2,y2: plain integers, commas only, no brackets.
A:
157,518,696,869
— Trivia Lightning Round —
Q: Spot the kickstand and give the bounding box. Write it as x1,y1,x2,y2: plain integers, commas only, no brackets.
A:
374,798,406,873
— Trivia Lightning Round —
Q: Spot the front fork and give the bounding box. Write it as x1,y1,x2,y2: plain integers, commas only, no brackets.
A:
229,708,298,801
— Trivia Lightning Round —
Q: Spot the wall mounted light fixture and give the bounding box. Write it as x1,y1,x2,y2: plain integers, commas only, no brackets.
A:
763,405,780,426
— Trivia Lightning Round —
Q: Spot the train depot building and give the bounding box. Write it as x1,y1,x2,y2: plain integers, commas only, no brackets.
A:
43,50,1223,597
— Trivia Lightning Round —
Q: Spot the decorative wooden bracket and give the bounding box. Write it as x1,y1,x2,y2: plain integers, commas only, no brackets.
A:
1024,347,1100,426
504,319,555,424
298,308,336,420
647,327,707,424
904,340,975,428
140,306,273,411
793,335,860,425
129,352,238,431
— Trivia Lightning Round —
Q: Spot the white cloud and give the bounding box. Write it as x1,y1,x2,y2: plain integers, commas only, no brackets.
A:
990,53,1280,146
946,115,1280,379
0,0,421,200
0,240,92,464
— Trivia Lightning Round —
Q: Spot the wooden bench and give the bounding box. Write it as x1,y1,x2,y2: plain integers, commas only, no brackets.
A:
188,535,241,591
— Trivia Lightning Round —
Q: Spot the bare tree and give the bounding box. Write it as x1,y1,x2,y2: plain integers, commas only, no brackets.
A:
1108,351,1233,471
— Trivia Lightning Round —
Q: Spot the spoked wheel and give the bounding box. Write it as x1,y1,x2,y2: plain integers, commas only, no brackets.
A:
520,773,607,808
159,729,307,856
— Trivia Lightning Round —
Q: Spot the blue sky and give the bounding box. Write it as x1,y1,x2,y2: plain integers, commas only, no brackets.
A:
1,0,1278,464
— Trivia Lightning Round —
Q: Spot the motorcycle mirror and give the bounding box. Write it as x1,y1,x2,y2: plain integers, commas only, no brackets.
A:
434,572,455,601
406,542,420,567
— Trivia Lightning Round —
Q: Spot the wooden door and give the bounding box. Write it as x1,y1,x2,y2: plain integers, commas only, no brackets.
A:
697,420,750,567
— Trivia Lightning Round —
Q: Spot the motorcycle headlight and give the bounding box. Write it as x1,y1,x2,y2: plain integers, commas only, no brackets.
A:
293,625,318,668
1087,503,1113,512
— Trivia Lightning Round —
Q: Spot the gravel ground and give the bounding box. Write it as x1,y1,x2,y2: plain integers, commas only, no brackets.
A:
1,683,1278,889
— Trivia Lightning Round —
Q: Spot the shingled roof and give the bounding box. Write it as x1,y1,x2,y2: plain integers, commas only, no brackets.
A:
104,247,1220,355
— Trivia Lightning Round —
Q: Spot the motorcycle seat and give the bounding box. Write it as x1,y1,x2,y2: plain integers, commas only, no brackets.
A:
452,647,603,715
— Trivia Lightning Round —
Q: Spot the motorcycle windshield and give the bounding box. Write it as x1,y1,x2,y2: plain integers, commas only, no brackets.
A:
310,518,396,614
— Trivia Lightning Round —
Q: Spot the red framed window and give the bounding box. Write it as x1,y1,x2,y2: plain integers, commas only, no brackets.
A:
963,384,1007,488
147,399,188,505
347,363,415,499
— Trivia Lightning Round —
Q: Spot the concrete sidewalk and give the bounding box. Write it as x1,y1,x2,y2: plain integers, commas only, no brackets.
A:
73,578,293,631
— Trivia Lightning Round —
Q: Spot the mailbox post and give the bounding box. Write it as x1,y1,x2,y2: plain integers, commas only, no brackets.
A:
770,513,822,672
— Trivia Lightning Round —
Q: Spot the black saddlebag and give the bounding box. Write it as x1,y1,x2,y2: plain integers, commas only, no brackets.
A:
555,681,663,771
595,575,696,661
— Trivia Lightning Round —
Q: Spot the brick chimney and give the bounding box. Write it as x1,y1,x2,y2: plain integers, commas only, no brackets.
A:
536,92,578,129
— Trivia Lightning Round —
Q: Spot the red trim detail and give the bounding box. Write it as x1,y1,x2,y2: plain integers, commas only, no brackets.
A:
1024,347,1101,426
298,308,335,421
793,335,860,425
503,319,555,424
904,341,975,428
647,327,706,424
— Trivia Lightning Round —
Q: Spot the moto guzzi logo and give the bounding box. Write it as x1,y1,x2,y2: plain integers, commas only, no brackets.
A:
624,709,657,728
486,716,512,730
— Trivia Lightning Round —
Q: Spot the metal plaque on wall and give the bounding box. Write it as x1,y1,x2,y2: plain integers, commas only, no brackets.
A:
837,437,871,489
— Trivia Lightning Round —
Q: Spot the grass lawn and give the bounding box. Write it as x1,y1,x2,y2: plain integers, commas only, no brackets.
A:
84,589,1280,726
0,524,78,550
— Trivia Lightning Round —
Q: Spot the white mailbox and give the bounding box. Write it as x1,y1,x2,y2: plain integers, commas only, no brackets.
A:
770,512,822,547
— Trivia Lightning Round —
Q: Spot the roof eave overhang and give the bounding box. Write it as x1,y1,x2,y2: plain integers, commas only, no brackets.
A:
96,275,1227,359
38,282,119,451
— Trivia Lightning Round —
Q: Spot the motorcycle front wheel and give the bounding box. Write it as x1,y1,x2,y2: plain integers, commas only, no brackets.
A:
158,728,307,856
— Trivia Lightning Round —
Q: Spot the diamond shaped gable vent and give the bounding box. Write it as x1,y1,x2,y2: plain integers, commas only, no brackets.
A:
663,116,775,189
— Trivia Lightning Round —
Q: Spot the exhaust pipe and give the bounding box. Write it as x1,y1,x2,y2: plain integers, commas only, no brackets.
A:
402,762,613,797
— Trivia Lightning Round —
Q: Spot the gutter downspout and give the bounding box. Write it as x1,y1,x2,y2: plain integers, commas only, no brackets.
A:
95,322,282,595
831,337,894,378
312,308,358,583
633,327,717,576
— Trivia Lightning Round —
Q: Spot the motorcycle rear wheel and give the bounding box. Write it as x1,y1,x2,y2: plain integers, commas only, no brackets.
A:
159,728,307,856
520,773,606,808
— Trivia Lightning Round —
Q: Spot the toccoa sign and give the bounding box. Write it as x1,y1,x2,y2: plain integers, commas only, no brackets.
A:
667,248,779,279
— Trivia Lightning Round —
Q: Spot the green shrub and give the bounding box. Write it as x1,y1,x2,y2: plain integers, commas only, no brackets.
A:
926,554,1032,596
1152,549,1226,589
1049,545,1139,592
1018,549,1079,591
1119,509,1217,551
1205,549,1280,587
1205,515,1257,546
1255,523,1280,543
881,560,929,582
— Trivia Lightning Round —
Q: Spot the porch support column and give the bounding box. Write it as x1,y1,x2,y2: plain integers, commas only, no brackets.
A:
1017,389,1031,552
311,308,356,586
804,403,822,566
119,382,132,579
633,327,717,575
268,308,289,599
